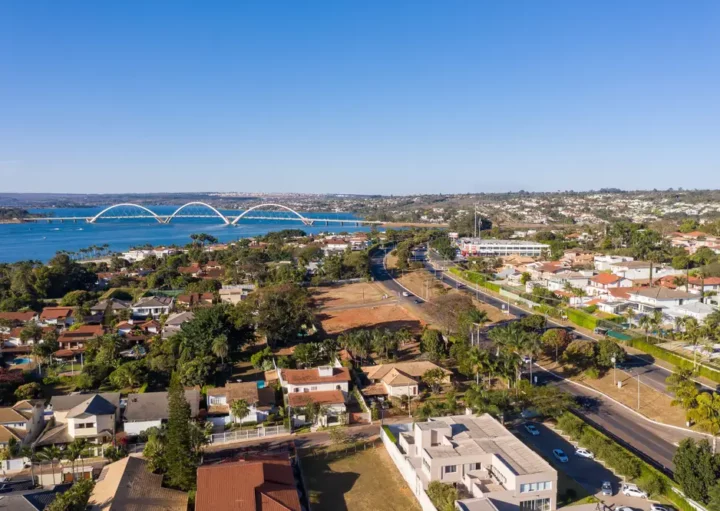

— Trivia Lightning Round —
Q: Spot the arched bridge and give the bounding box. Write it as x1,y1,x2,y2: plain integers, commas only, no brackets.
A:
21,202,384,226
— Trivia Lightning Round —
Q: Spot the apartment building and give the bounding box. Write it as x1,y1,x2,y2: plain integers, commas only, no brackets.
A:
396,414,557,511
457,239,547,258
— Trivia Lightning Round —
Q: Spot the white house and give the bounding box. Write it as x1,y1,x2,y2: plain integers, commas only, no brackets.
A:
123,389,201,436
206,382,276,427
610,261,683,281
279,364,351,427
39,307,75,327
544,271,590,292
35,393,120,454
594,255,634,271
627,287,700,313
587,273,633,296
219,284,256,305
392,414,558,511
131,296,174,318
0,400,45,448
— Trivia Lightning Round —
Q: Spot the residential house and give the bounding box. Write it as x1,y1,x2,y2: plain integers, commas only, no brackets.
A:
88,455,189,511
560,250,595,268
131,296,174,318
0,400,45,447
287,391,347,427
0,485,72,511
625,287,715,323
587,273,633,296
163,311,195,337
593,255,634,271
0,311,38,328
57,324,105,353
610,261,683,281
39,307,75,327
123,389,201,436
361,361,452,399
688,277,720,294
206,382,276,427
394,413,558,511
90,298,131,317
35,393,120,452
322,237,350,255
195,455,302,511
279,364,351,426
544,271,590,292
350,233,369,250
219,284,256,304
176,292,214,309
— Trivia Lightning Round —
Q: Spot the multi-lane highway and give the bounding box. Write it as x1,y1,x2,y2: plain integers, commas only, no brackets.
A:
368,244,706,472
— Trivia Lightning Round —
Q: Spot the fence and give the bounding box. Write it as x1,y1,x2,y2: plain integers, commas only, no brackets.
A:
380,426,438,511
208,424,288,445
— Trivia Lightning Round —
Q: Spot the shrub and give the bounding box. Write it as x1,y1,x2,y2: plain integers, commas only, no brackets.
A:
556,413,585,440
382,425,397,444
427,481,458,511
584,367,600,379
640,473,668,497
566,308,599,330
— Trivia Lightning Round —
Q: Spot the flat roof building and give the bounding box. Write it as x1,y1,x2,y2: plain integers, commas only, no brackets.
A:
458,239,547,257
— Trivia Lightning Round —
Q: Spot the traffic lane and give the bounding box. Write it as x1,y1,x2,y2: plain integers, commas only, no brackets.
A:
532,371,683,472
515,422,619,496
371,253,427,304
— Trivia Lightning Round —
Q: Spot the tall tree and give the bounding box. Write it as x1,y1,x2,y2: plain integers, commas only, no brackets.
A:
673,438,718,502
164,373,198,490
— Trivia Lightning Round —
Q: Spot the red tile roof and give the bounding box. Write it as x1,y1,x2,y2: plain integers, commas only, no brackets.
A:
591,273,623,285
39,307,74,321
196,456,301,511
288,390,345,407
689,277,720,286
280,367,351,385
0,312,36,323
58,325,105,343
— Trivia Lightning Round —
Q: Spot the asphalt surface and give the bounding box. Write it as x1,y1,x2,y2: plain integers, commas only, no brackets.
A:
369,245,703,473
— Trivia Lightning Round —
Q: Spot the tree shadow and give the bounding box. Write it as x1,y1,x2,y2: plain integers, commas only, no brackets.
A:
300,454,361,511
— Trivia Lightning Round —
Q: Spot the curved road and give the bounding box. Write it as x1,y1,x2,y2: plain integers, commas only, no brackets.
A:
369,245,704,472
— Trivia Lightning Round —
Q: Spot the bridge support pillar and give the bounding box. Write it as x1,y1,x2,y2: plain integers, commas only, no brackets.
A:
324,221,328,226
340,221,344,226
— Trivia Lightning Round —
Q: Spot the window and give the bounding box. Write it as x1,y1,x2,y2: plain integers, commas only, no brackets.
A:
311,386,318,391
336,385,342,390
294,388,300,393
412,387,417,395
470,463,482,471
521,482,552,493
444,465,457,474
520,498,550,511
303,388,309,393
422,458,431,473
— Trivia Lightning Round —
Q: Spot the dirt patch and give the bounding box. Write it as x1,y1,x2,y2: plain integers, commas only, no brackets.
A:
310,282,390,310
397,270,510,324
540,358,690,428
319,303,425,336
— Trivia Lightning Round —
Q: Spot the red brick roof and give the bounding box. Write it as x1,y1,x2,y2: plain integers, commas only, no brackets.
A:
39,307,74,321
196,456,301,511
58,325,105,343
0,312,36,323
288,390,345,407
689,277,720,286
591,273,623,285
280,367,351,385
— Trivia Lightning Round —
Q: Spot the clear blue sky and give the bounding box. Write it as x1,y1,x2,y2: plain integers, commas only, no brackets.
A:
2,1,719,194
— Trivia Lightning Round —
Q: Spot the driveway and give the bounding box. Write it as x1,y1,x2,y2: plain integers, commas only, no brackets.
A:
515,422,654,511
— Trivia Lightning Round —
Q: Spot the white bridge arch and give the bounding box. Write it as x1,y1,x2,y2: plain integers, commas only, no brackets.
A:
231,203,313,226
165,201,230,224
89,203,164,223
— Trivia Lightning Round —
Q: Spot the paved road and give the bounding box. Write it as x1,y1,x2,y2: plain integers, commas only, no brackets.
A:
370,246,702,473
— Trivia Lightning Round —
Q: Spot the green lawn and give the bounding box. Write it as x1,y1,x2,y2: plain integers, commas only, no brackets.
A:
301,446,421,511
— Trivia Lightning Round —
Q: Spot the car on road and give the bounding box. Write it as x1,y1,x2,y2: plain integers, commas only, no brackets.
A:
524,424,540,436
622,484,648,499
552,449,569,463
616,506,634,511
402,291,410,297
650,505,672,511
575,448,594,459
601,481,613,496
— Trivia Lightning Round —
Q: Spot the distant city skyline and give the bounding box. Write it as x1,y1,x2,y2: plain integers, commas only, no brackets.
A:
2,1,719,194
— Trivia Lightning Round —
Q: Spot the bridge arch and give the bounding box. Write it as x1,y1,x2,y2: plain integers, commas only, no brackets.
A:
165,202,230,225
231,203,312,225
89,203,163,223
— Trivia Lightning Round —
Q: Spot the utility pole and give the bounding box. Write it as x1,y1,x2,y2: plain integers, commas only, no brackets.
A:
637,373,641,410
474,205,478,239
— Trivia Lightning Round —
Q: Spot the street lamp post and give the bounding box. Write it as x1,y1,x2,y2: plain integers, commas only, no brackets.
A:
637,373,641,410
611,356,616,385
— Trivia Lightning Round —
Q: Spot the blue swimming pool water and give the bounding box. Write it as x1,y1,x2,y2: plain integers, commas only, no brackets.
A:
10,357,32,365
256,381,266,389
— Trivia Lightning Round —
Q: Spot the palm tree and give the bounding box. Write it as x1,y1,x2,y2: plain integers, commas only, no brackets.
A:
66,439,91,481
638,315,653,342
38,446,62,485
467,346,491,387
230,399,251,424
212,334,229,365
687,392,720,452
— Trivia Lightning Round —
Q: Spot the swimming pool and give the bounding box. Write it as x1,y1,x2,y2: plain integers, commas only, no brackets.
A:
10,357,32,365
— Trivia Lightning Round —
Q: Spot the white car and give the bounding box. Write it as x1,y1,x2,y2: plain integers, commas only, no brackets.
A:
524,424,540,436
552,449,569,463
616,507,634,511
622,484,648,499
574,448,594,459
650,505,672,511
402,291,410,297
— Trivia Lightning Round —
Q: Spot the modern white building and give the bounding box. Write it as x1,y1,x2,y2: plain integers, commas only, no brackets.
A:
593,255,634,271
458,239,547,258
131,296,174,318
390,414,558,511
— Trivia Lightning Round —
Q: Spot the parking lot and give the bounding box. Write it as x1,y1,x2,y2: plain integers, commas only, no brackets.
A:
514,422,656,511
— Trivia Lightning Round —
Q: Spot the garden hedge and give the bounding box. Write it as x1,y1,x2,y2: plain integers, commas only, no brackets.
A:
449,267,501,293
565,308,599,330
624,337,720,384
